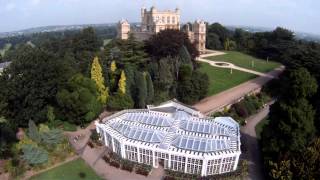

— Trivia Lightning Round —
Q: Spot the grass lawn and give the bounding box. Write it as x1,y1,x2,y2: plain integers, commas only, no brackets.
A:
255,118,270,139
205,51,281,73
30,158,102,180
199,62,257,95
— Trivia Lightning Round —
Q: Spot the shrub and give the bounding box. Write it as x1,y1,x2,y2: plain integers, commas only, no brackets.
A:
87,141,94,148
62,121,77,131
110,160,120,168
21,144,48,165
233,102,249,118
121,159,134,172
78,172,86,178
5,157,27,178
136,163,152,176
102,155,110,163
109,152,121,162
90,130,100,143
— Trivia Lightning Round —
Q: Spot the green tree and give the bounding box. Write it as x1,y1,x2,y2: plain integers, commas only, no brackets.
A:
91,56,109,105
145,72,154,104
177,65,193,104
47,106,55,125
269,160,293,180
0,45,74,127
145,29,199,60
206,33,223,50
118,70,126,95
56,74,102,125
134,71,147,108
107,92,134,110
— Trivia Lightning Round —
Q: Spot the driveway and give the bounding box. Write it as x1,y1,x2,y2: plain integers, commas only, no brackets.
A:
241,104,272,180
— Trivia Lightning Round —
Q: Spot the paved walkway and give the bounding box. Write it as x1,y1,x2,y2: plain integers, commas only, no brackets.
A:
240,102,273,180
66,121,164,180
193,66,283,115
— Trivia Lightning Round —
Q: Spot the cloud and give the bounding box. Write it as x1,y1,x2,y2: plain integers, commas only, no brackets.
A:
5,2,16,11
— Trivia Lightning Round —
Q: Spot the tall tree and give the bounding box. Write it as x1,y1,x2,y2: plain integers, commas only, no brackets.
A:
145,72,154,104
145,29,199,60
134,71,147,108
118,70,126,95
0,45,74,127
262,68,318,157
56,74,102,125
91,56,109,105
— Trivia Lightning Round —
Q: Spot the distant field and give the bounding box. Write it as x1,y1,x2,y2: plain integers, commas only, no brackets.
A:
30,158,102,180
0,43,12,56
255,118,270,139
205,51,281,73
199,62,257,96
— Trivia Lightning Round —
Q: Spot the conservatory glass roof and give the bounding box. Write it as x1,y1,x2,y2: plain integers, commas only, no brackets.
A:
172,135,229,152
99,100,240,153
111,122,165,143
180,120,229,135
125,113,173,127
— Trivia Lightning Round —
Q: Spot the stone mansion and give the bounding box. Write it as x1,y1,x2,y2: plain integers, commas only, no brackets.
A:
117,6,206,53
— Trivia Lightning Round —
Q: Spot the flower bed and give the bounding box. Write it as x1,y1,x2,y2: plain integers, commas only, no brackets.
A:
120,160,134,172
135,163,152,176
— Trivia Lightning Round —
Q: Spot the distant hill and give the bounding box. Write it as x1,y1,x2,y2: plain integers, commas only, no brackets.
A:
227,25,320,43
1,23,320,43
0,23,117,38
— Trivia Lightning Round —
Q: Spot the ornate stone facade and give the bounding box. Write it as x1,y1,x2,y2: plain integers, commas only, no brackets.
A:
117,6,206,54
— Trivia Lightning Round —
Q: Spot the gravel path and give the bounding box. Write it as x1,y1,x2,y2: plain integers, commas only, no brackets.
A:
241,102,273,180
193,66,283,115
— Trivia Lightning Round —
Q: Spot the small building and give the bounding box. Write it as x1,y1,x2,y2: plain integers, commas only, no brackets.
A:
117,6,207,54
95,100,241,176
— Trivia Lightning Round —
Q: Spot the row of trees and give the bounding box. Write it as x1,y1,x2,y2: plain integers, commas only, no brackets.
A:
205,22,320,179
203,23,320,179
0,27,209,162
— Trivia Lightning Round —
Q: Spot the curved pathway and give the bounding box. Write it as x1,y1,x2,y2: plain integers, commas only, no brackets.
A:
193,66,283,115
197,50,272,77
240,101,274,180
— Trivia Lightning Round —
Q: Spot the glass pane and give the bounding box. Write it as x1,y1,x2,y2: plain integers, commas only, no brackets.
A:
204,125,210,133
200,141,206,151
134,130,142,139
193,140,200,150
181,138,187,147
193,123,199,131
187,139,193,149
141,131,148,140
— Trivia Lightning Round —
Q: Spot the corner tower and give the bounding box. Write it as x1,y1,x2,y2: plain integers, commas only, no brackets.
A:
117,19,130,40
193,20,206,53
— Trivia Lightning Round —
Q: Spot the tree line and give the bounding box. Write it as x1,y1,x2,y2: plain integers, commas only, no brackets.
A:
0,27,209,160
206,22,320,179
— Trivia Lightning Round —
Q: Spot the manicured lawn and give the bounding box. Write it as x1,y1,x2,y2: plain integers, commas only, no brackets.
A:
255,118,270,139
199,62,257,95
205,51,281,73
30,158,102,180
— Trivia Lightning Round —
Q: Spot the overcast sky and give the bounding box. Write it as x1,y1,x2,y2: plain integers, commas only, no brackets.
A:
0,0,319,34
